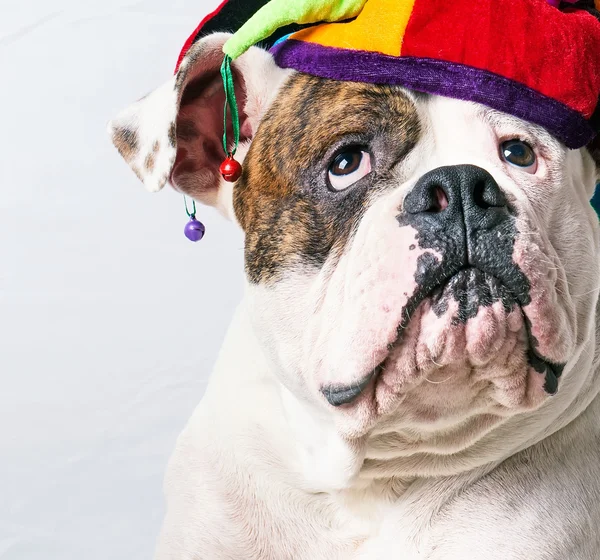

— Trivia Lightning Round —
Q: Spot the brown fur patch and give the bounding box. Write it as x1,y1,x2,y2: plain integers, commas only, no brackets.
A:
144,140,160,173
145,153,155,172
168,122,177,148
234,74,421,284
112,127,138,162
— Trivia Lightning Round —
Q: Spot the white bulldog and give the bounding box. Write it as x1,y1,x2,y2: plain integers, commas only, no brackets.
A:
109,34,600,559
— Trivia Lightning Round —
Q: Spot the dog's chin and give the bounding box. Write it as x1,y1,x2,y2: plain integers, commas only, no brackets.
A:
335,269,559,433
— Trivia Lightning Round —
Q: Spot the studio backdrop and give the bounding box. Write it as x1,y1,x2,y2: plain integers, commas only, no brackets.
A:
0,1,237,558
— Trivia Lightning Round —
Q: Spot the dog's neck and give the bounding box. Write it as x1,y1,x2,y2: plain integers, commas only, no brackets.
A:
208,298,600,494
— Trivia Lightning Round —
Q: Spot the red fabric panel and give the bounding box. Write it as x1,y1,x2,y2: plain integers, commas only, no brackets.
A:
402,0,600,117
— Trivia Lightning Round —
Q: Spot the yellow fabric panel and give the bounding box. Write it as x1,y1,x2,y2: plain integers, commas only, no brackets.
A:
290,0,416,57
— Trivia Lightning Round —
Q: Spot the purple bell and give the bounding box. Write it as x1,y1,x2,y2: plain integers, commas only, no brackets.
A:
184,216,205,242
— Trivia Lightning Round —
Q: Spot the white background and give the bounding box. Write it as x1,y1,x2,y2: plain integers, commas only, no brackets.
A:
0,1,238,558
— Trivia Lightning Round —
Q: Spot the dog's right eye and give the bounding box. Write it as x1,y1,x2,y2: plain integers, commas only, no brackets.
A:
328,148,372,191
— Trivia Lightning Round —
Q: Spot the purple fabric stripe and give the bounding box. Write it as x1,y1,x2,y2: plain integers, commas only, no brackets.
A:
270,40,597,149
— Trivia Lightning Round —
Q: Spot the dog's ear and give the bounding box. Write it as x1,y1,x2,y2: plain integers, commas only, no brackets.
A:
107,32,291,218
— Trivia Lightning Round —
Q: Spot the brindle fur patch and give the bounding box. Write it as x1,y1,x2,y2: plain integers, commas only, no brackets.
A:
112,127,138,162
233,74,421,284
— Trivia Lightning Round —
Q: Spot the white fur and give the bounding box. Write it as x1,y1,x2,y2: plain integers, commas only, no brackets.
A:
153,97,600,560
108,39,600,559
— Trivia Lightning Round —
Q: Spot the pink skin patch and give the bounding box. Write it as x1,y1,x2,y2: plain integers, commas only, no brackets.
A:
307,203,438,387
377,299,547,421
296,185,577,436
512,227,576,363
298,194,439,433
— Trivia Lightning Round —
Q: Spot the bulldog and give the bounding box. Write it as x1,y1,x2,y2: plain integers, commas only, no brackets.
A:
109,32,600,559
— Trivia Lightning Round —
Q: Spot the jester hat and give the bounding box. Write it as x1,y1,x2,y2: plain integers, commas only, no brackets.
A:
180,0,600,156
108,0,600,230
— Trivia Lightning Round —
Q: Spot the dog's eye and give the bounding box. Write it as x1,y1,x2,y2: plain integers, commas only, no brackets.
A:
500,140,537,173
328,149,371,191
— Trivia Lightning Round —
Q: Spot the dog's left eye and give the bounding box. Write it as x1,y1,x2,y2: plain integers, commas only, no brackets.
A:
328,148,372,191
500,140,537,173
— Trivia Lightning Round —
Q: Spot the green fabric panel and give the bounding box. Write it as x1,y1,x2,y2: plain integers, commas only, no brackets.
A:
220,55,241,155
223,0,368,59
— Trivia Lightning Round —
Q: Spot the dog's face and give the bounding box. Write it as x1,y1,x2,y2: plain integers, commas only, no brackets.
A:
239,74,600,436
110,35,600,439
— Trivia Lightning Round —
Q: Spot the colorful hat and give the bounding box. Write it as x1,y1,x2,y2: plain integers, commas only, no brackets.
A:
180,0,600,163
109,0,600,238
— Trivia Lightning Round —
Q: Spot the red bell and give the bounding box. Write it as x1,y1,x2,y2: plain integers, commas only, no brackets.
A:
219,155,243,182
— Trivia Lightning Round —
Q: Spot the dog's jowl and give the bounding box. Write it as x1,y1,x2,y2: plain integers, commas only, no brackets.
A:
109,1,600,558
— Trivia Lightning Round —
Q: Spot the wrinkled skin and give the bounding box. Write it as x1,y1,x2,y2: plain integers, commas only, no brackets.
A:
240,75,598,445
109,35,600,559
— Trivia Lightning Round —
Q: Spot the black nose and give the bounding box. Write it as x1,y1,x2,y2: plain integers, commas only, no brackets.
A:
404,164,508,226
403,165,509,265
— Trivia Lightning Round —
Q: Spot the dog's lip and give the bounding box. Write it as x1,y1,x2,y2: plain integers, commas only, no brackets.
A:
377,266,564,392
431,267,565,391
321,371,376,407
335,268,563,406
320,268,564,408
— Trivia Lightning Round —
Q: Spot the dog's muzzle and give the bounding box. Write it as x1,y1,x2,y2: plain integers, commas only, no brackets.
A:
321,165,561,407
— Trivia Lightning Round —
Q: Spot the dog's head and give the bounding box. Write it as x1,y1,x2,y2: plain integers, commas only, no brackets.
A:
109,33,600,451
